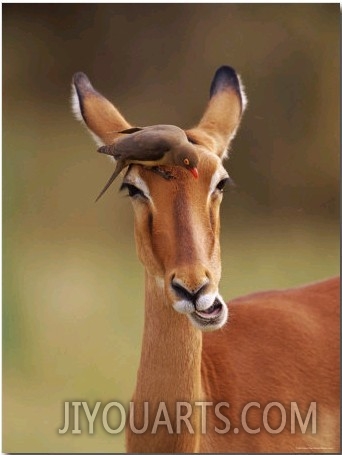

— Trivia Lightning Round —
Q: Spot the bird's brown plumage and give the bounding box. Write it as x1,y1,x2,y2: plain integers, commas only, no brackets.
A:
96,125,199,201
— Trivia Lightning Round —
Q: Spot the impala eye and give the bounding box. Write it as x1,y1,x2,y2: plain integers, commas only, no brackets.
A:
216,178,229,192
120,183,146,199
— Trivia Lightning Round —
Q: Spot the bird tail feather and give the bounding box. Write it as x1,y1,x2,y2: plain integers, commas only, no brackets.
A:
95,161,125,202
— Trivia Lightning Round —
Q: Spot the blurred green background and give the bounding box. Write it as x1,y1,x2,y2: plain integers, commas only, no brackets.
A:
3,4,339,453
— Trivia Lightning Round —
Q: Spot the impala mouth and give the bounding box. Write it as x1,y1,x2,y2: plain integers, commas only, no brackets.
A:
188,298,228,331
196,300,222,318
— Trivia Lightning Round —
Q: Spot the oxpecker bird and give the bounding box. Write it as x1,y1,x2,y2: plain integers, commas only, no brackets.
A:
96,124,199,201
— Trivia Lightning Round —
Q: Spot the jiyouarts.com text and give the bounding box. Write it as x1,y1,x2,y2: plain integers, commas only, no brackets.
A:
58,401,317,435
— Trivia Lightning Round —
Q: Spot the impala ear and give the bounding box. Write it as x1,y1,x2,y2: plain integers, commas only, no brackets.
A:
192,66,247,159
71,72,131,146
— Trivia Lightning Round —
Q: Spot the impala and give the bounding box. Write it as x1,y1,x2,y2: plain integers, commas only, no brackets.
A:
72,66,340,453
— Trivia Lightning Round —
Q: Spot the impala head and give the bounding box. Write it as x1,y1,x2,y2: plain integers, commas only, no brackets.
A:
72,66,246,331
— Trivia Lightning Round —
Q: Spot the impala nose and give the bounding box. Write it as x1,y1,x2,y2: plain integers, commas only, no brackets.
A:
171,272,209,301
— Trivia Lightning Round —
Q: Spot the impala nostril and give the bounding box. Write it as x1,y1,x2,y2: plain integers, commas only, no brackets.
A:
171,280,194,301
171,275,210,302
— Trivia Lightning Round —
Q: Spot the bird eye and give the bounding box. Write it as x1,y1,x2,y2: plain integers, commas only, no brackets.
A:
120,183,146,199
216,178,229,193
183,158,190,166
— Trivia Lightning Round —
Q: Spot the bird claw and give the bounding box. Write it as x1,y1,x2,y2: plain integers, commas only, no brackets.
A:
150,166,175,180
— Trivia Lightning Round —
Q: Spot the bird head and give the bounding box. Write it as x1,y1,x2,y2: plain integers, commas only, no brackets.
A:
176,149,199,179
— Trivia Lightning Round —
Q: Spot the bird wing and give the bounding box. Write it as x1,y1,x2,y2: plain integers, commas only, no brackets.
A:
98,125,188,162
118,127,144,134
113,130,171,161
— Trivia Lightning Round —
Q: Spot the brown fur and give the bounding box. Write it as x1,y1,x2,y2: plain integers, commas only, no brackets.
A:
72,70,340,453
201,277,340,452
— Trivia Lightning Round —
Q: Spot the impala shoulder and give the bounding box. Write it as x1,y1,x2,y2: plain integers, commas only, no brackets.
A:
227,288,286,308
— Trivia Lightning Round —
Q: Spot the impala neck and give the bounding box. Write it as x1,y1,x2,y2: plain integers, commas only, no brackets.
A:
126,272,203,453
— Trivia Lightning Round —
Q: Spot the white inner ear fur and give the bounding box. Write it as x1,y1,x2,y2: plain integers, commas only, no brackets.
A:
70,84,104,147
221,74,248,160
70,84,83,122
237,74,248,113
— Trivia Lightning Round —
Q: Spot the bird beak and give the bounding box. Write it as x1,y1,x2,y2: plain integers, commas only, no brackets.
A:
189,167,199,179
